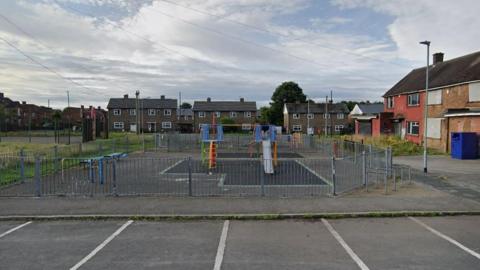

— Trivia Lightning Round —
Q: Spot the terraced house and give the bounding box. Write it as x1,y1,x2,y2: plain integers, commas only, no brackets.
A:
283,101,350,135
192,98,257,132
382,51,480,153
107,94,177,133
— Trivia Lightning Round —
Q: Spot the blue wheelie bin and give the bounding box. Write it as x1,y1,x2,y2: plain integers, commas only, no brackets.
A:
451,132,478,159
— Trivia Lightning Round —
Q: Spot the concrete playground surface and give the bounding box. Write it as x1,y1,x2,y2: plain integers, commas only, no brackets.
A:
1,216,479,269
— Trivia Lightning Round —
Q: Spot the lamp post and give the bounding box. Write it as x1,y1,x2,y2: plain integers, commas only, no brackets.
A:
307,96,310,135
420,40,430,174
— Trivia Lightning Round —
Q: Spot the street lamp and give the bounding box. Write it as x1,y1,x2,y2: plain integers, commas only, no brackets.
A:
420,40,430,174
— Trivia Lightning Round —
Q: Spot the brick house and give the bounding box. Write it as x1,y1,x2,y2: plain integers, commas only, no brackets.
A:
382,51,480,153
192,98,257,132
177,108,194,133
107,94,177,133
349,103,393,136
283,101,350,135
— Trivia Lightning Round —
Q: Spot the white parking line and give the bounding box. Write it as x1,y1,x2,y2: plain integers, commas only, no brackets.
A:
409,217,480,260
70,220,133,270
213,220,230,270
322,219,370,270
0,221,32,239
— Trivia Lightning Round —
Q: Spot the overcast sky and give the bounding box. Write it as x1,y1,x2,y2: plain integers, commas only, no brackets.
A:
1,0,479,109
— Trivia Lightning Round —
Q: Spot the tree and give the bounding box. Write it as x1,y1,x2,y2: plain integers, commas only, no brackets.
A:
180,102,192,109
258,106,271,125
270,81,306,125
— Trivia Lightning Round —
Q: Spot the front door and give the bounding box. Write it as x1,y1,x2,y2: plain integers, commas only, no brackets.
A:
130,124,137,133
147,122,156,133
394,122,405,139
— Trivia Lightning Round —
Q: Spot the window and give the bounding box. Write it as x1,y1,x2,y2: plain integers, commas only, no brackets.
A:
199,111,205,118
407,121,419,135
162,122,172,129
148,109,156,116
164,109,171,116
323,113,330,119
469,82,480,102
129,109,136,116
244,111,251,118
335,125,344,132
113,122,124,129
387,97,394,108
337,113,344,119
230,112,238,118
113,109,121,116
293,113,300,119
242,123,251,130
292,125,302,132
215,111,221,118
307,113,314,119
407,93,420,106
428,90,442,105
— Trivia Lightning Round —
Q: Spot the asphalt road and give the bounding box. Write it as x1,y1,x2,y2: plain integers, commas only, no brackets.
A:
1,216,479,269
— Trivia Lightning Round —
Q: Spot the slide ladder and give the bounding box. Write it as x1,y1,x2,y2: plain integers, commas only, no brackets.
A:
262,140,274,174
209,141,217,169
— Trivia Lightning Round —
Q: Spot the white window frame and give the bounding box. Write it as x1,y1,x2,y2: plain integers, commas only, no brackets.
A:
215,111,221,118
387,97,394,108
307,113,314,119
292,125,302,132
113,122,124,129
161,121,172,129
164,109,172,116
230,111,238,118
199,111,206,118
407,121,420,135
129,109,136,116
244,111,251,118
292,113,300,119
323,113,330,119
242,123,251,130
148,109,156,116
335,125,344,132
407,93,420,106
337,113,344,119
113,109,121,116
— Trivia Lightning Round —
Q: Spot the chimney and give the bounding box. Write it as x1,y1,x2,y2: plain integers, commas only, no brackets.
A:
22,101,26,105
124,94,128,99
240,97,244,102
160,95,165,100
0,93,4,99
433,52,444,65
97,106,101,110
207,97,211,102
81,105,84,109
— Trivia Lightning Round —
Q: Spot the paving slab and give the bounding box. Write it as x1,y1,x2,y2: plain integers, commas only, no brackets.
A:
223,220,359,270
0,221,122,270
79,221,222,270
329,217,480,270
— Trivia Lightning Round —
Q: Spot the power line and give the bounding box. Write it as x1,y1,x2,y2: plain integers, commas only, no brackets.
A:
155,0,410,69
0,12,130,92
0,35,101,95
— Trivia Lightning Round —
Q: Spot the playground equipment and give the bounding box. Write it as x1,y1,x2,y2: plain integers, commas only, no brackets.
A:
254,124,278,174
200,123,224,169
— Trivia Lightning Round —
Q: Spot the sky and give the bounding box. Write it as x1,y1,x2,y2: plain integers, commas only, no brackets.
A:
0,0,479,109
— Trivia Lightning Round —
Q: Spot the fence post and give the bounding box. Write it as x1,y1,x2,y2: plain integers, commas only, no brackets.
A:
393,167,397,191
384,148,388,194
331,156,336,196
112,158,117,196
53,145,59,173
362,150,367,188
388,146,393,178
353,143,357,164
20,149,25,183
368,144,372,168
260,164,266,197
34,156,41,197
188,157,193,196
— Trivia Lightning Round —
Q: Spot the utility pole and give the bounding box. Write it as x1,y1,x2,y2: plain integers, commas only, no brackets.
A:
67,91,70,108
135,90,140,135
178,92,182,121
420,40,431,174
330,90,333,136
324,96,328,136
307,96,310,135
48,99,50,108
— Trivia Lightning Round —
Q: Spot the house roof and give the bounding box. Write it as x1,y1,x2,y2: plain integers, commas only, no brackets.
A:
193,101,257,111
357,103,384,114
177,108,193,116
383,51,480,97
285,102,350,114
107,98,177,109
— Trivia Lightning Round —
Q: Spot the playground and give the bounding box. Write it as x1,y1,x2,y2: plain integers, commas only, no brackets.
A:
0,118,395,198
